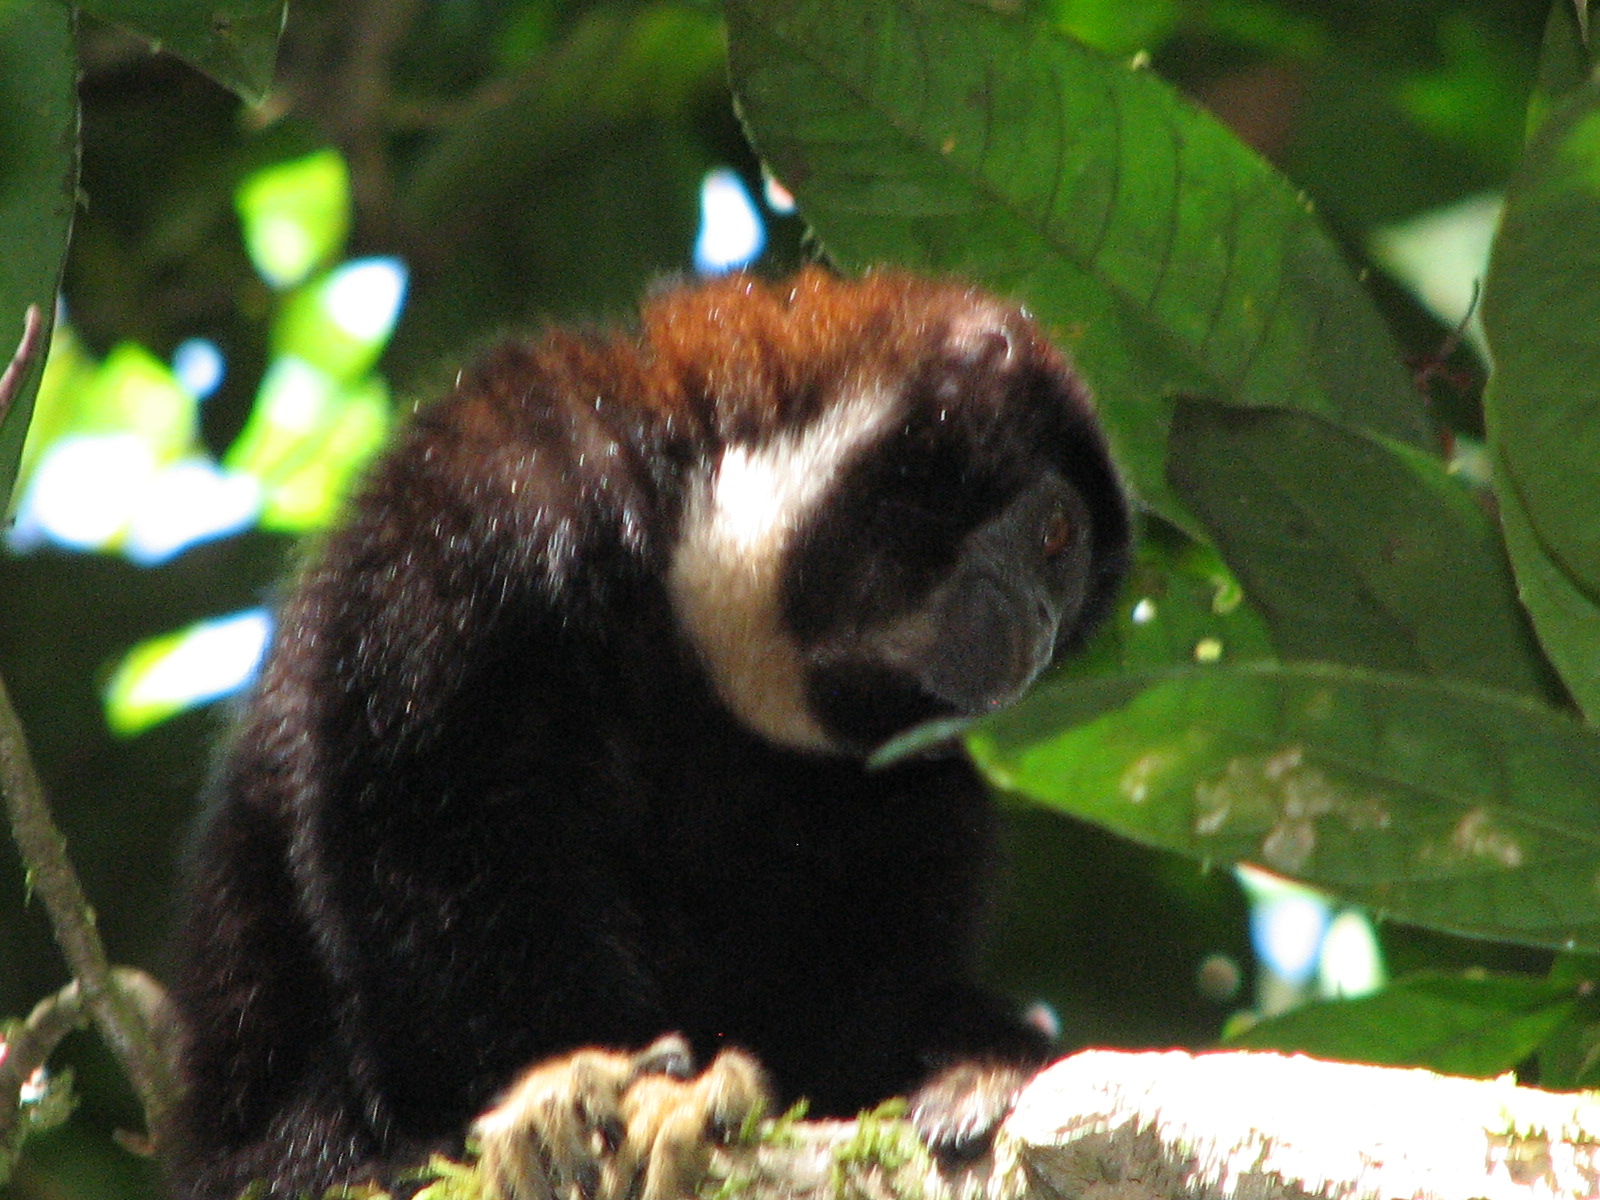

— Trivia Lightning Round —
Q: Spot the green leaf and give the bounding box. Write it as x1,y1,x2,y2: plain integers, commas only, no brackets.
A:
272,258,408,382
223,358,391,532
77,343,198,459
1483,78,1600,720
1394,13,1531,168
0,0,76,512
966,662,1600,950
71,0,285,104
1048,0,1182,57
1228,972,1580,1076
1535,953,1600,1086
104,610,271,735
1064,527,1275,676
724,0,1430,527
236,149,351,290
1529,0,1593,132
1168,399,1552,699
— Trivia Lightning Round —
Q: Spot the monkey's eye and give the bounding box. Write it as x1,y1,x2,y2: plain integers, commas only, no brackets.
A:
1041,508,1075,560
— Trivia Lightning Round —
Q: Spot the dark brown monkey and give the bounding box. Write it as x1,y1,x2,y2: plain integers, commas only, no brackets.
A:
166,268,1130,1200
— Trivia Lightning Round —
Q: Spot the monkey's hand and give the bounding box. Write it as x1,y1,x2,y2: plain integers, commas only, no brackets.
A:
472,1036,770,1200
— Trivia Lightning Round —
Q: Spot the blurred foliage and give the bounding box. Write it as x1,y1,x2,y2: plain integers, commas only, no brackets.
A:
3,0,1597,1196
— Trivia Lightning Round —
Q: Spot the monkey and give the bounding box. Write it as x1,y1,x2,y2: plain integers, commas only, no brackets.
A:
164,266,1131,1200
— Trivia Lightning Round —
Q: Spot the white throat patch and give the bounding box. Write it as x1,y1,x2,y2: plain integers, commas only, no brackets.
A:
667,389,896,753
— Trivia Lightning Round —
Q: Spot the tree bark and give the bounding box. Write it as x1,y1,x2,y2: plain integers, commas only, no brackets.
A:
702,1050,1600,1200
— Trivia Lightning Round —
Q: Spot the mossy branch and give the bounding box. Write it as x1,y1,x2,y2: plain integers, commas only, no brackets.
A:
401,1051,1600,1200
685,1050,1600,1200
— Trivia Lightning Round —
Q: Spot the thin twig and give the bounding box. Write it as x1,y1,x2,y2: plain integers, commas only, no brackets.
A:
338,0,425,232
0,302,179,1142
0,976,89,1147
0,668,178,1150
0,969,172,1128
0,304,45,431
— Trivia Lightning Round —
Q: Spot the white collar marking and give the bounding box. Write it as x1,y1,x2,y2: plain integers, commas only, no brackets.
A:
668,388,897,753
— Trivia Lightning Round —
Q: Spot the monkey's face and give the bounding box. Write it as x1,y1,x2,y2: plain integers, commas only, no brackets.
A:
666,295,1127,758
782,361,1104,751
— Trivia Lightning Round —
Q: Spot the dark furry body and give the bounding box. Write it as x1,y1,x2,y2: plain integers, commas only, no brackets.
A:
167,270,1126,1199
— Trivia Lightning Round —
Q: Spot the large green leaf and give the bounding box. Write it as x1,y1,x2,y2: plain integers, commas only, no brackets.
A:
70,0,284,104
1529,0,1592,130
1065,527,1276,679
724,0,1430,526
1483,72,1600,720
1169,399,1552,699
965,662,1600,950
0,0,76,511
1228,972,1581,1076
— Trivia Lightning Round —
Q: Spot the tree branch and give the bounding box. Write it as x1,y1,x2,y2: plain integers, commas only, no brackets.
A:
0,968,172,1151
0,665,178,1152
0,300,179,1149
696,1051,1600,1200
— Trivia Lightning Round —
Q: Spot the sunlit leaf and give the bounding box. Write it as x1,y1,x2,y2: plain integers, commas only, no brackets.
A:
1229,972,1581,1076
1483,74,1600,720
12,324,95,499
104,609,272,735
1238,867,1332,986
10,433,155,553
0,0,76,511
225,357,331,476
256,378,387,531
77,342,198,461
236,149,351,290
1369,192,1500,362
8,332,264,560
273,258,409,381
1168,399,1552,700
9,342,202,554
965,661,1600,950
121,458,261,564
72,0,285,104
725,0,1430,528
224,359,389,532
1317,909,1385,999
694,169,767,274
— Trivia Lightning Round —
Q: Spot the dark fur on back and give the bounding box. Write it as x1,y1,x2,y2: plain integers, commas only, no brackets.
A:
167,269,1128,1199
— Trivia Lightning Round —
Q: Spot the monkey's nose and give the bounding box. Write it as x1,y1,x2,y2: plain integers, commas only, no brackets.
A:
914,571,1057,714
